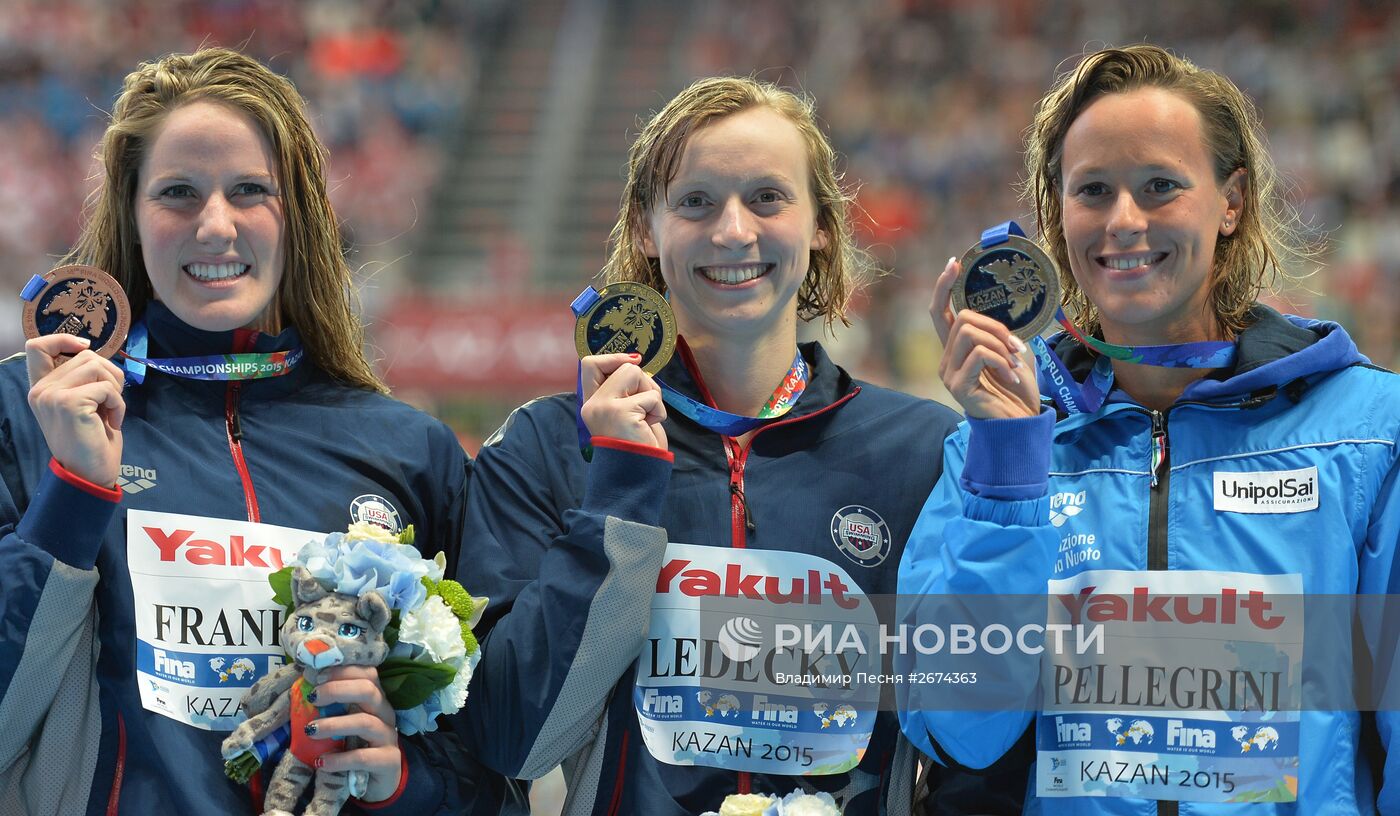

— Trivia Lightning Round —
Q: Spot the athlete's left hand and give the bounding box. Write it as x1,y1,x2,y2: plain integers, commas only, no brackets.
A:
308,665,401,802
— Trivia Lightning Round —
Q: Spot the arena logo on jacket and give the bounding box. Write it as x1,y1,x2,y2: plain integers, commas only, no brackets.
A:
1038,569,1303,804
829,505,891,568
349,494,403,533
116,462,159,494
128,510,324,731
635,542,880,775
1049,490,1103,575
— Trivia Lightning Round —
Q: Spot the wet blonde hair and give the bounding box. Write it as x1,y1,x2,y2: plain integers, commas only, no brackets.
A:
64,46,386,392
603,76,868,330
1025,44,1308,339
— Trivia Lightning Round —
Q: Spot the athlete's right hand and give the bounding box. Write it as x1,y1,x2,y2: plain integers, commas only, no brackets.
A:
931,256,1041,420
580,352,668,451
26,334,126,486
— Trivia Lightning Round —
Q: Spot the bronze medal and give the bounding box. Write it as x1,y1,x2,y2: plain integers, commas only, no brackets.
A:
20,265,131,358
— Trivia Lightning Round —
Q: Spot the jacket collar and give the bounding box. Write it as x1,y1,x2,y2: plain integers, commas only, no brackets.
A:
137,301,314,395
1046,305,1368,404
658,336,854,424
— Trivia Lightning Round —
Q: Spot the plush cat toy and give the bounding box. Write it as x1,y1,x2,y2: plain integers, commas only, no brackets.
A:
220,566,391,816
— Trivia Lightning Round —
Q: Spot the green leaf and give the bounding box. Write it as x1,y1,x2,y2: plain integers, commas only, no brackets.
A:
398,524,416,549
268,567,294,614
383,610,402,649
378,658,456,709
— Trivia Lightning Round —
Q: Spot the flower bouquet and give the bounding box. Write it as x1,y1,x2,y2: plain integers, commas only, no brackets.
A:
702,789,843,816
223,522,486,784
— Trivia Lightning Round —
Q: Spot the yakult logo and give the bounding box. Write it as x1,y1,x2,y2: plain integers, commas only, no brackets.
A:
656,558,860,610
1213,466,1318,514
1056,586,1286,629
143,527,286,569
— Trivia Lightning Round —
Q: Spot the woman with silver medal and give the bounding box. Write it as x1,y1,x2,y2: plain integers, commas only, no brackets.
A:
898,44,1400,815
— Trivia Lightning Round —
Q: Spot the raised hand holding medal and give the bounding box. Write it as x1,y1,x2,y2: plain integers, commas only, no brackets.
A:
21,265,132,358
569,279,813,454
21,266,132,486
571,282,676,453
931,231,1042,421
937,221,1240,419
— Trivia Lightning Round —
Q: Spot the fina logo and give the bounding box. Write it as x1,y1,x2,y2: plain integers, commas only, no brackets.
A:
829,505,892,567
717,615,763,662
350,494,403,533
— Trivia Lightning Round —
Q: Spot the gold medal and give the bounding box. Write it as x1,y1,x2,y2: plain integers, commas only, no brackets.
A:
572,281,677,375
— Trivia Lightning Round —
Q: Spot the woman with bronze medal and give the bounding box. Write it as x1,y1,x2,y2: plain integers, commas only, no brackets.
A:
0,48,605,815
898,45,1400,814
458,76,1028,815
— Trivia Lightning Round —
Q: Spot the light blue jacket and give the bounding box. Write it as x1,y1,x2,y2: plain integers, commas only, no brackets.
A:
898,308,1400,815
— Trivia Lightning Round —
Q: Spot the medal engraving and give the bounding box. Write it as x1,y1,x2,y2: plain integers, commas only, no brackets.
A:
953,235,1059,340
21,265,131,358
574,281,677,375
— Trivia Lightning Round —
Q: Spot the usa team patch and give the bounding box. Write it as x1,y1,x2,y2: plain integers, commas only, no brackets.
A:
829,505,891,568
350,494,403,533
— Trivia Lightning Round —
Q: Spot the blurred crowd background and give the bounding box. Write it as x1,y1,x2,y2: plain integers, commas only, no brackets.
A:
3,0,1398,451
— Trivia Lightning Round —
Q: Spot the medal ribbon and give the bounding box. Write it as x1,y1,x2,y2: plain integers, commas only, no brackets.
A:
19,274,304,385
977,222,1237,415
656,352,808,437
119,319,304,385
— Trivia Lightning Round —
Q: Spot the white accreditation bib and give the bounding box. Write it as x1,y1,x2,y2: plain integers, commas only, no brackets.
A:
633,542,881,775
1039,569,1303,803
128,510,322,731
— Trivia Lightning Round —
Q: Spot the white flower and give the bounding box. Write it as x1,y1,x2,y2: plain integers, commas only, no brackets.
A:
712,794,777,816
779,792,841,816
435,650,477,713
344,521,401,545
397,596,465,663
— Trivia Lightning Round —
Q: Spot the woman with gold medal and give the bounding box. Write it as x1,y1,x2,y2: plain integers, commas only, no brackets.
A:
455,76,1029,814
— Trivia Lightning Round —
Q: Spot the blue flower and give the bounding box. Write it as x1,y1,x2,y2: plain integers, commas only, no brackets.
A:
396,690,446,736
290,533,429,611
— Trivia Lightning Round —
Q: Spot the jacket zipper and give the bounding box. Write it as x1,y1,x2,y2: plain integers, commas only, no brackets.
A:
718,388,859,798
1148,409,1169,570
105,713,126,816
725,439,754,546
227,330,262,523
1111,396,1272,816
1148,410,1175,816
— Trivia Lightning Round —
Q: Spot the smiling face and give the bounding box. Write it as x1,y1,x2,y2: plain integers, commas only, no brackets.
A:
642,106,828,346
135,100,285,333
1059,87,1243,345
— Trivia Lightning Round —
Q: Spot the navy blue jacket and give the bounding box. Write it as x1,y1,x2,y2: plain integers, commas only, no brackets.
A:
0,302,510,815
462,341,1030,815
